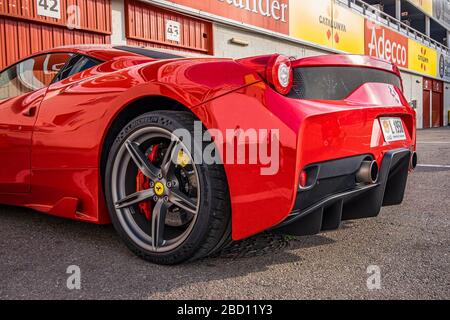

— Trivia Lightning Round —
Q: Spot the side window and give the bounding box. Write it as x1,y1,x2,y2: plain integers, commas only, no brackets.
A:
55,55,102,82
0,53,72,100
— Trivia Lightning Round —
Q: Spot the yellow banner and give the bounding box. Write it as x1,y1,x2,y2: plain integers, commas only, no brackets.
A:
407,0,433,17
289,0,333,48
289,0,364,54
332,4,365,54
408,39,437,77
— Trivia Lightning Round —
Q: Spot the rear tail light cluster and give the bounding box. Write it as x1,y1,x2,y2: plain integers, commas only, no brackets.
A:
299,170,308,189
298,165,320,191
237,54,294,96
266,55,293,95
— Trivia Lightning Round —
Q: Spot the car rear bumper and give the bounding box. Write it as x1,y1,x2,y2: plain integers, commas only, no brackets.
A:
272,148,413,235
200,83,417,240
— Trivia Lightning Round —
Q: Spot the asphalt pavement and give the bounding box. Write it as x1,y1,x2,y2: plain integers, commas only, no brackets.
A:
1,127,449,300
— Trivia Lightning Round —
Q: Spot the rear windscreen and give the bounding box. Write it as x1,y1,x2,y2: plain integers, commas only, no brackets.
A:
288,66,402,100
113,46,183,60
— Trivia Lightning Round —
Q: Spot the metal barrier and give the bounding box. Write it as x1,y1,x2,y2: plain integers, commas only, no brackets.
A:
336,0,450,55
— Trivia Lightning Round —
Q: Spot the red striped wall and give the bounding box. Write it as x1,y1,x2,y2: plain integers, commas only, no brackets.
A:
0,0,214,70
0,0,111,34
0,0,111,70
125,0,213,55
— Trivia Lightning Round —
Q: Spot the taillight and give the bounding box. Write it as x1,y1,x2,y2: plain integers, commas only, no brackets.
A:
266,55,293,95
299,170,308,189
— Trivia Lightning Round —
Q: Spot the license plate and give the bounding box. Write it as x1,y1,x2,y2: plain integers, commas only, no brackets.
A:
380,117,407,142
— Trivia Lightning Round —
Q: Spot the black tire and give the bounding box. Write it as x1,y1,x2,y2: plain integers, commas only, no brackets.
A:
104,111,231,265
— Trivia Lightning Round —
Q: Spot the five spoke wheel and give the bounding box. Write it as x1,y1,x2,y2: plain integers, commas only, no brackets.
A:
105,111,231,265
111,128,200,253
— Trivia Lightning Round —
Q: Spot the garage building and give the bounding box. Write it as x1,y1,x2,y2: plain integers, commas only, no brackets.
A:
1,0,449,128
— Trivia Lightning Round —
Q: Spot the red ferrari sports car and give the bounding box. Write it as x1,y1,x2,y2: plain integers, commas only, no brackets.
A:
0,45,417,264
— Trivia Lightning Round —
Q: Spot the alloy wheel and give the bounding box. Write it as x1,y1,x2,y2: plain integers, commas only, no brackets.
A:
110,127,200,253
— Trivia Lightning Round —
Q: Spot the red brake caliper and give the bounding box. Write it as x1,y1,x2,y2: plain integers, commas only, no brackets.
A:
135,144,160,220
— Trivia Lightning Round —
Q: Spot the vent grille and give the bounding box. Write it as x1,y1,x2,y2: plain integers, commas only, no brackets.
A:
288,66,402,100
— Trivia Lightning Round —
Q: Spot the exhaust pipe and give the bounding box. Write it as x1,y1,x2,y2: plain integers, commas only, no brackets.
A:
356,160,379,184
410,152,418,170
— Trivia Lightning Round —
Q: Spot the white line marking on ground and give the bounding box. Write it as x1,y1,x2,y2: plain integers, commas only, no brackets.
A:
417,141,450,144
417,164,450,168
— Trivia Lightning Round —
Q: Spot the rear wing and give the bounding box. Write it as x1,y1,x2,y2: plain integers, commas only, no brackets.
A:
291,54,401,78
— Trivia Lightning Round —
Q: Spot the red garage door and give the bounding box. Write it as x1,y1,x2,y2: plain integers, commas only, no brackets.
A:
423,78,444,128
431,80,443,128
423,79,432,129
0,0,111,70
125,0,213,55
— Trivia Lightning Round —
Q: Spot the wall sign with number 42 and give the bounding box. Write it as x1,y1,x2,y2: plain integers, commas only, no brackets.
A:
37,0,61,19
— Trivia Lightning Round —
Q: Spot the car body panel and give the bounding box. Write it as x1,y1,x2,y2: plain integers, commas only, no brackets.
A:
0,88,46,193
195,82,415,239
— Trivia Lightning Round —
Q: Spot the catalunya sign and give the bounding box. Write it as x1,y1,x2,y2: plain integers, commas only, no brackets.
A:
289,0,365,54
167,0,289,34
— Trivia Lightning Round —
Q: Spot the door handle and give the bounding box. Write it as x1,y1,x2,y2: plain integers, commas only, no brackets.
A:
22,106,37,117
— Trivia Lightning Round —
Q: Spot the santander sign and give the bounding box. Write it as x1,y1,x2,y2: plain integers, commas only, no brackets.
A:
365,20,408,68
170,0,289,34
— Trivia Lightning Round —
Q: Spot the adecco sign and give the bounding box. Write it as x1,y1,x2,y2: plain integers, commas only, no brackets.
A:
364,20,408,68
167,0,289,34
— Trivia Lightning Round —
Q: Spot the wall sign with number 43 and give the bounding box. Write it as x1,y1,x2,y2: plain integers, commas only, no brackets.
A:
37,0,61,19
166,20,181,42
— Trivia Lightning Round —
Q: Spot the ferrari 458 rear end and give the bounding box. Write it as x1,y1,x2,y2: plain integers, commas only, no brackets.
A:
234,54,416,238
